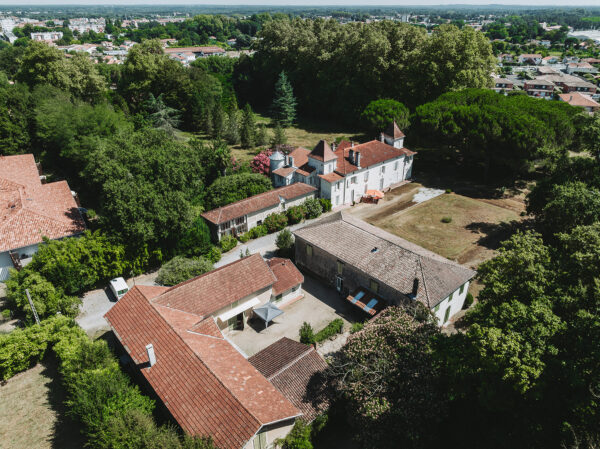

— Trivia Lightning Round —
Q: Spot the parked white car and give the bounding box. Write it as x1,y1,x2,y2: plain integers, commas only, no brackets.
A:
109,277,129,300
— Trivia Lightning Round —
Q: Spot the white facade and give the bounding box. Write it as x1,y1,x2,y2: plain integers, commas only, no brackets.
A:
432,281,470,326
0,243,39,282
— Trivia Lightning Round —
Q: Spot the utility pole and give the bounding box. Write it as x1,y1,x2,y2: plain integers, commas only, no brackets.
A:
25,289,40,325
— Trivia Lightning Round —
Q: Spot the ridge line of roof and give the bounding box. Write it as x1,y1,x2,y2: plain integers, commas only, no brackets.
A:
134,286,266,430
267,345,314,380
417,257,431,308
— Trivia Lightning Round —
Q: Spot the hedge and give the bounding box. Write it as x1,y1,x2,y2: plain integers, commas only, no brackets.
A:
314,319,344,343
303,198,323,219
286,205,306,225
219,235,238,253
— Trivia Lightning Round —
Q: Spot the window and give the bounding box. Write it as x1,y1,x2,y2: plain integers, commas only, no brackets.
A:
448,292,453,302
306,244,313,256
235,216,245,225
292,285,299,292
459,284,465,294
253,432,267,449
394,161,398,171
275,293,283,302
443,306,451,324
370,279,379,294
337,260,344,275
381,165,386,174
351,176,357,184
336,195,340,205
364,172,369,182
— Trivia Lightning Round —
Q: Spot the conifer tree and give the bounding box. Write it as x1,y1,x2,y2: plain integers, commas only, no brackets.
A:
240,103,256,149
256,123,269,147
271,71,297,127
224,106,240,145
211,102,225,139
271,122,287,147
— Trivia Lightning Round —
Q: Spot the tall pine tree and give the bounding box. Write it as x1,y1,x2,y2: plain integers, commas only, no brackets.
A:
271,122,287,147
225,106,240,145
240,103,256,149
271,71,297,127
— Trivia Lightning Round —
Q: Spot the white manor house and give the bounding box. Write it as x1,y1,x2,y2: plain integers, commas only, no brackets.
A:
270,122,416,208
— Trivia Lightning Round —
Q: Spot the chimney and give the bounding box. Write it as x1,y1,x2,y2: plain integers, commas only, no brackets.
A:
355,151,361,168
331,142,337,151
146,344,156,367
351,141,355,148
349,149,354,162
409,278,419,299
380,132,385,143
285,154,289,166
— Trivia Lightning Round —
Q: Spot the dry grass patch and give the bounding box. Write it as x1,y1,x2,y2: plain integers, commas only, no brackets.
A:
366,193,520,266
0,362,85,449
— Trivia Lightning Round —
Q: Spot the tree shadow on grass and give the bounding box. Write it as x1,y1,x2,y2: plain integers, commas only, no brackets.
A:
42,357,88,449
465,219,533,251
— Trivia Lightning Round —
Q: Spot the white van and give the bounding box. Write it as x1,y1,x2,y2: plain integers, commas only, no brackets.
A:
109,277,129,300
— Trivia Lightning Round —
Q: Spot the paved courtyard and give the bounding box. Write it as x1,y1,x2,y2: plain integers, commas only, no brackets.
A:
228,274,363,357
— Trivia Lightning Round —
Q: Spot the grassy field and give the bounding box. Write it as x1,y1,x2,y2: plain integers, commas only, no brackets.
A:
361,192,521,267
176,114,364,165
0,362,85,449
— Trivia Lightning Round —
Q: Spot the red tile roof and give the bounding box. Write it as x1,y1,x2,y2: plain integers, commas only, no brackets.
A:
201,183,316,225
249,337,329,421
318,172,344,183
333,140,416,176
308,140,337,162
384,121,405,139
267,257,304,296
164,46,224,54
105,287,300,449
559,92,600,108
0,154,85,252
154,254,277,318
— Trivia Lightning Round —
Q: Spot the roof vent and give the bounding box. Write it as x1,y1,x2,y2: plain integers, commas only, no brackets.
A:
371,247,378,253
146,344,156,367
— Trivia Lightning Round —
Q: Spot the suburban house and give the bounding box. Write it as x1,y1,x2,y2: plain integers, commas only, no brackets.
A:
518,53,543,65
201,183,317,241
30,31,63,41
270,122,416,208
542,55,560,65
538,73,597,95
497,53,514,63
0,154,85,281
293,212,476,325
523,79,555,98
492,77,514,93
249,337,329,421
559,92,600,113
164,46,225,59
566,62,598,75
104,270,306,449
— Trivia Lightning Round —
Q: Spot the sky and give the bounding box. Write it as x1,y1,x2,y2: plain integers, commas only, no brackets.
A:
0,0,598,6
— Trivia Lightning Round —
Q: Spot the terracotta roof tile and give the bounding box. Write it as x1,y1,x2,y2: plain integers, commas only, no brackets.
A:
201,183,316,225
105,287,300,449
267,258,304,296
153,254,276,318
559,92,600,108
333,140,416,176
249,338,329,421
309,140,337,162
0,155,85,252
384,121,405,139
318,172,344,183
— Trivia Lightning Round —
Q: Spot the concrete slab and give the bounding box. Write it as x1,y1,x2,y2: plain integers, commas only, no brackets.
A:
228,274,363,357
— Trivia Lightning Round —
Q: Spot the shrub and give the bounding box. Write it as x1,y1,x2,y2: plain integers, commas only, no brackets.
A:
276,229,294,251
303,198,323,219
286,205,306,224
205,246,222,263
1,309,10,320
314,318,344,343
219,235,238,252
156,256,214,286
264,212,288,233
445,188,452,194
350,322,364,334
464,292,474,309
249,224,268,238
250,149,272,176
0,315,77,381
238,232,250,243
6,270,80,323
319,198,332,213
205,173,272,209
277,419,313,449
299,322,315,345
441,216,452,223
